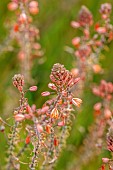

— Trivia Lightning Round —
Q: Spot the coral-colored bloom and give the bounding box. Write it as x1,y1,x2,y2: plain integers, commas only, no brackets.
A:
72,37,80,48
46,125,51,134
25,136,31,144
50,108,59,119
72,98,82,107
8,2,18,11
54,137,59,146
58,121,65,126
37,124,43,133
102,158,110,163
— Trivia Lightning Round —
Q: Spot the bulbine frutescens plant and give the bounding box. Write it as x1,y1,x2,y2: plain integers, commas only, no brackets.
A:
7,0,43,83
1,63,82,170
93,80,113,170
69,3,113,96
1,2,113,170
65,3,113,170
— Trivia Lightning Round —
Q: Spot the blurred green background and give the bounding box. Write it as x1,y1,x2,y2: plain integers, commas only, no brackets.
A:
0,0,113,169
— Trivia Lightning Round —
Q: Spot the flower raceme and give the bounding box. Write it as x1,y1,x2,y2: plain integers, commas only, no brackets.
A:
6,63,82,170
70,3,113,84
7,0,43,83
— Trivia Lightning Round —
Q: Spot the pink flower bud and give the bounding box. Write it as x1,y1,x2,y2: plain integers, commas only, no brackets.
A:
41,106,49,113
0,125,5,132
104,109,112,119
48,83,57,90
84,29,90,38
31,104,36,112
94,102,102,111
29,7,39,15
96,27,106,34
24,114,32,119
71,21,80,28
8,2,18,11
72,37,80,47
18,86,23,92
41,91,50,96
93,64,102,73
72,98,82,107
102,158,110,163
29,1,39,15
37,124,43,133
58,121,65,126
71,68,79,77
18,51,25,61
26,105,32,113
14,114,25,122
19,13,27,23
73,77,80,85
29,86,37,91
29,1,38,8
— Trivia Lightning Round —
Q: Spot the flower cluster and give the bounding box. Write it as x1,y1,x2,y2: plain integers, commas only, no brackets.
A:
1,2,113,170
70,79,113,170
7,0,43,82
6,63,82,170
70,3,113,84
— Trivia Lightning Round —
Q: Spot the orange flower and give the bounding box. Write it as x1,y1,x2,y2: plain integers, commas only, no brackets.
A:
50,108,59,119
72,98,82,107
46,125,51,134
25,136,31,145
54,137,59,146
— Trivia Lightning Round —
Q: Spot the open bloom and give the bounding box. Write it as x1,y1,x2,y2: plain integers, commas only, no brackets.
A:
50,108,59,119
72,98,82,107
